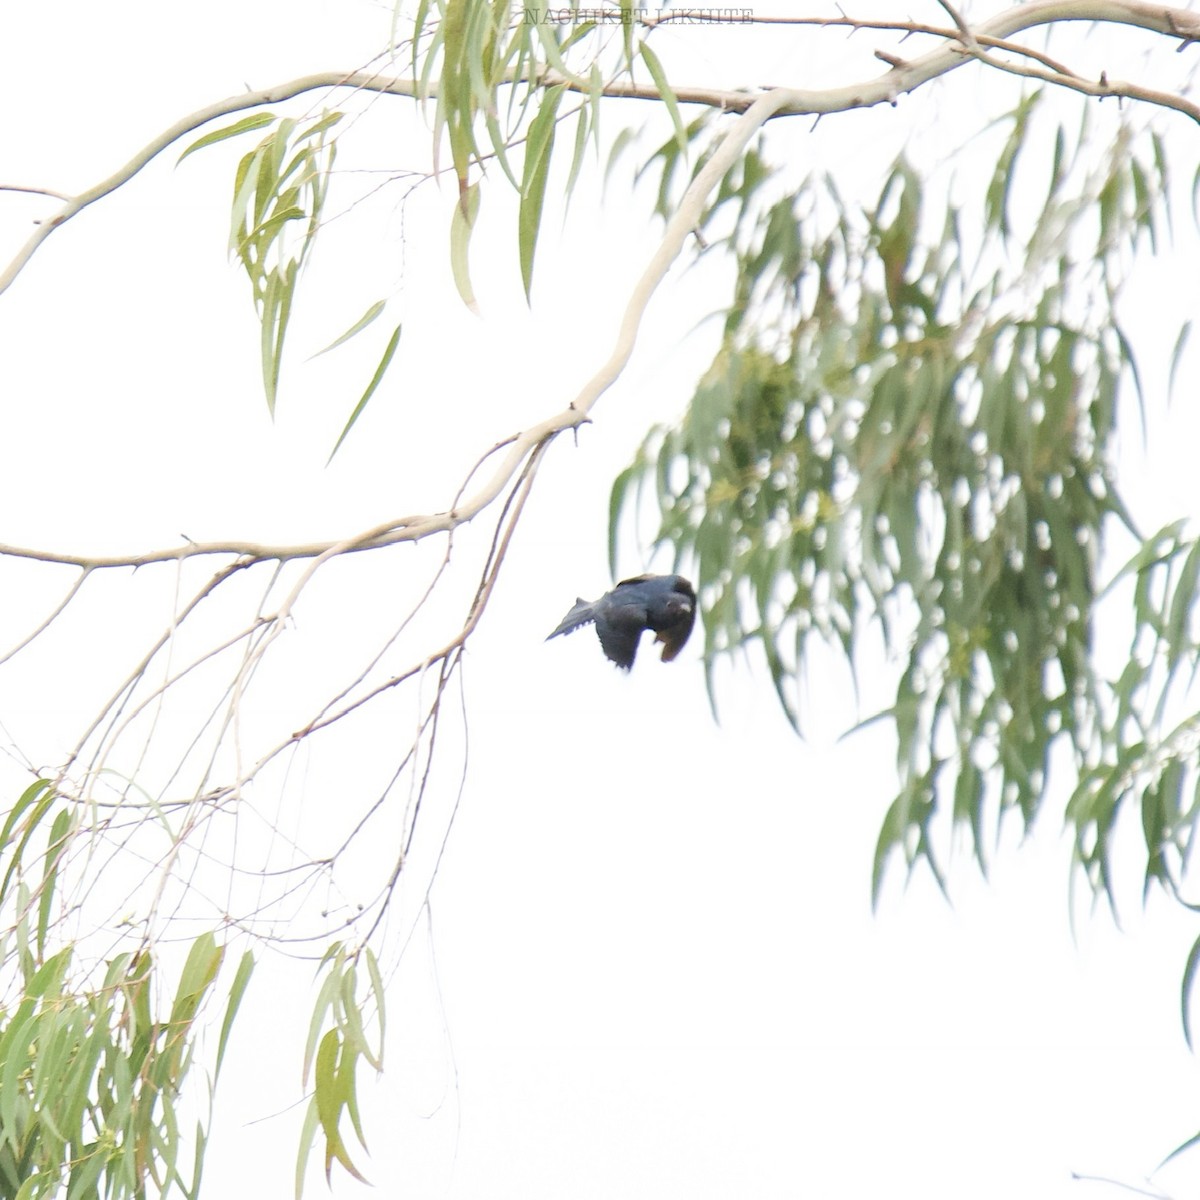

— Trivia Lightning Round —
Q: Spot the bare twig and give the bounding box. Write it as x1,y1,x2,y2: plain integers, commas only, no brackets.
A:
965,44,1200,123
937,0,978,50
0,567,94,665
0,183,72,200
1070,1169,1175,1199
61,559,252,785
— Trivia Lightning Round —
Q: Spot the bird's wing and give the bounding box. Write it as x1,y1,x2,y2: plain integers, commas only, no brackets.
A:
594,598,649,669
545,598,596,641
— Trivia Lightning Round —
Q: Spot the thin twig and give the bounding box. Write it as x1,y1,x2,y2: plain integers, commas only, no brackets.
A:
937,0,978,50
0,183,72,200
966,44,1200,123
0,567,93,665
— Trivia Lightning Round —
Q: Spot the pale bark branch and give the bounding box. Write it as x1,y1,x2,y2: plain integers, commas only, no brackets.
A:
4,3,1198,301
0,70,419,297
978,53,1200,121
2,2,1193,582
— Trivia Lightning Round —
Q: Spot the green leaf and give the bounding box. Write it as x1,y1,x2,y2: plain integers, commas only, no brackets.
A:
0,778,53,858
260,260,298,414
529,8,587,86
608,461,641,578
177,112,278,164
519,87,563,299
364,949,386,1065
326,323,403,463
0,782,56,911
639,42,687,155
482,108,521,190
309,301,388,360
303,949,344,1085
1160,1125,1200,1172
604,126,638,193
313,1029,341,1142
1164,535,1200,676
450,182,482,312
213,950,254,1085
1183,931,1200,1050
313,1030,369,1185
983,94,1037,239
296,1095,321,1200
1168,320,1192,407
871,791,907,909
170,932,222,1028
36,808,70,961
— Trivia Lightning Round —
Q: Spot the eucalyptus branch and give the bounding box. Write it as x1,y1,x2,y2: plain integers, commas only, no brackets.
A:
0,183,72,200
937,0,979,49
0,566,94,666
5,3,1199,303
964,43,1200,121
0,86,792,612
361,436,549,947
59,559,252,786
0,70,419,298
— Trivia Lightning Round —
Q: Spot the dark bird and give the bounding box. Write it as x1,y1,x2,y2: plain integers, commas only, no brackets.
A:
545,574,697,670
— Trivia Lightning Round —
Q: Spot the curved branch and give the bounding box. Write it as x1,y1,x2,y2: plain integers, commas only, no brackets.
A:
0,567,93,665
4,3,1199,300
0,183,72,201
1,3,1195,590
966,42,1200,121
0,79,782,583
0,70,419,298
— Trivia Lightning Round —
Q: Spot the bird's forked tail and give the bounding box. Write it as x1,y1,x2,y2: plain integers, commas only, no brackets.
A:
545,598,596,641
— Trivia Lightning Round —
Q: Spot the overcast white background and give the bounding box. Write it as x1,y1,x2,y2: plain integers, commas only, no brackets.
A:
3,2,1200,1198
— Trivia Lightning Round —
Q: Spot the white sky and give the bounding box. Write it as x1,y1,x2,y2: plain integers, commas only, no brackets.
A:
3,2,1200,1198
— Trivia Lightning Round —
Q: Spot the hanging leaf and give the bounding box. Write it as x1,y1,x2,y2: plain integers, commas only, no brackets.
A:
310,301,388,360
519,86,564,299
450,181,482,312
177,112,279,163
327,323,404,462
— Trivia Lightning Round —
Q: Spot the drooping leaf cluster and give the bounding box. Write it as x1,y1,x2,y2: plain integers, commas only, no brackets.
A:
295,944,385,1194
182,0,688,450
613,96,1200,912
417,0,672,303
0,782,252,1200
181,110,408,456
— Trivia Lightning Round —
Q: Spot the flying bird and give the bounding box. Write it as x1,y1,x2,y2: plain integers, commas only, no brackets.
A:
545,574,697,670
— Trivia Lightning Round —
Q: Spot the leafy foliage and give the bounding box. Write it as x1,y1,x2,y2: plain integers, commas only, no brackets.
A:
613,97,1200,906
226,111,343,413
181,0,678,441
0,782,252,1200
9,4,1200,1194
296,945,385,1194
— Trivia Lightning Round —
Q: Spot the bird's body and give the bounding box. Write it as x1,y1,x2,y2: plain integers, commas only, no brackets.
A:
545,574,696,669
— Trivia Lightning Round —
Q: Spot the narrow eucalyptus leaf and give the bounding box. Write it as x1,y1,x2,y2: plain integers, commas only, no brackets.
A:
450,183,481,313
310,301,388,360
178,112,278,164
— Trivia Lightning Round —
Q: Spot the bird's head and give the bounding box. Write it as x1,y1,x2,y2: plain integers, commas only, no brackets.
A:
655,577,696,661
664,578,695,618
